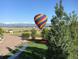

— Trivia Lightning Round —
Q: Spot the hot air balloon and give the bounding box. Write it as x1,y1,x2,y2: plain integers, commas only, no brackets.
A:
34,14,47,29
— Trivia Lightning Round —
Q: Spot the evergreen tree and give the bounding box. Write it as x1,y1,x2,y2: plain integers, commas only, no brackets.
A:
45,0,78,58
46,0,69,59
68,12,78,59
55,0,64,19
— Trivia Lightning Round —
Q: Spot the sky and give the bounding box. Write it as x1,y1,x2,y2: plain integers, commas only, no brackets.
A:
0,0,78,24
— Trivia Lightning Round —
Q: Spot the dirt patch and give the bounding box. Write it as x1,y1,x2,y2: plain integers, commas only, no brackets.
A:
0,34,28,56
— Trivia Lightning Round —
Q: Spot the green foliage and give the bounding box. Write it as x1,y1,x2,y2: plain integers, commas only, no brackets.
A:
46,18,69,59
31,28,37,39
22,32,30,39
0,28,3,35
35,31,41,37
55,0,64,19
67,12,78,59
41,28,49,39
46,0,78,59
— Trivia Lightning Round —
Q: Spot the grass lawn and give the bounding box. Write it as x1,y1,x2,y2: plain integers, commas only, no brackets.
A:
17,41,48,59
28,42,47,49
6,41,47,59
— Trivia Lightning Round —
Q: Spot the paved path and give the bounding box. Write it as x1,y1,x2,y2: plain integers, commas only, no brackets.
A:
0,34,26,56
8,43,28,59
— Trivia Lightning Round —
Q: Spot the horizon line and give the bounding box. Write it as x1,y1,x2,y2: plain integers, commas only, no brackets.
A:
0,22,51,24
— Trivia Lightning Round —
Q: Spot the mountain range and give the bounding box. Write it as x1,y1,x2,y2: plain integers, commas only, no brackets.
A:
0,23,50,28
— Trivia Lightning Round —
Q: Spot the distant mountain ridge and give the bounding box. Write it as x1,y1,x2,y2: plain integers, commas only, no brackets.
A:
0,23,50,28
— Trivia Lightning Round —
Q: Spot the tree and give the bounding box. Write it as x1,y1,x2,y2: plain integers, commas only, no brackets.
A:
0,28,3,35
68,12,78,59
55,0,64,19
41,28,49,40
46,0,70,59
0,28,4,40
22,32,30,40
45,0,78,59
31,28,37,39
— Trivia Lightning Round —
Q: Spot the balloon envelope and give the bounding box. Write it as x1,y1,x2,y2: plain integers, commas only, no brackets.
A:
34,14,47,29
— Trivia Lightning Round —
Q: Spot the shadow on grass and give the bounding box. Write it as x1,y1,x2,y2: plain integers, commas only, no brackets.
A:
7,47,19,54
17,47,47,59
0,40,47,59
0,55,11,59
27,39,48,44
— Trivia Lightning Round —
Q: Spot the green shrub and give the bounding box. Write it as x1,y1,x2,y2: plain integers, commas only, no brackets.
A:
31,28,37,39
23,30,30,32
36,31,41,37
41,28,49,39
0,28,3,35
0,28,3,40
22,32,30,40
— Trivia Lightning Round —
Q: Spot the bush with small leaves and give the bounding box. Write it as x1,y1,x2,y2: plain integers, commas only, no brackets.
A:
31,28,37,39
41,28,49,40
22,32,30,40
